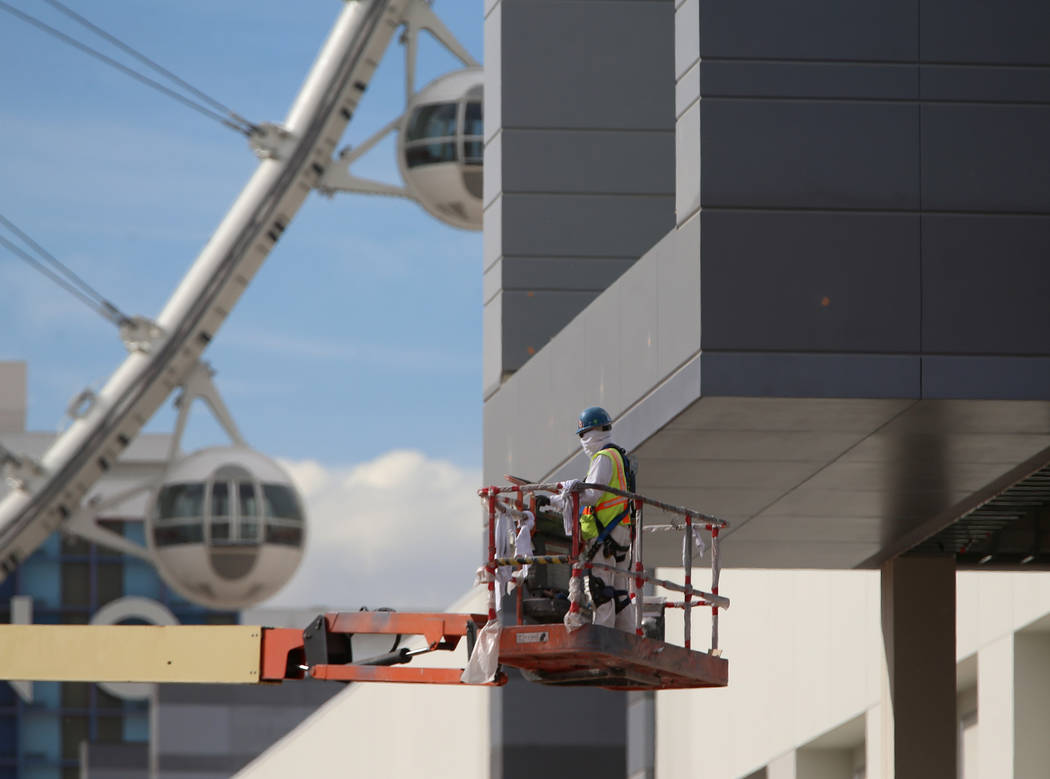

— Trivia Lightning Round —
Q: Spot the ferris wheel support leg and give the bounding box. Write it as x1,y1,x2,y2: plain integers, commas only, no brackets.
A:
171,361,246,455
401,0,479,73
65,484,154,561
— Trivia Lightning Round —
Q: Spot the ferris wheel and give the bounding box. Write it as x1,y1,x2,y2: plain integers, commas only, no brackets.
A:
0,0,481,607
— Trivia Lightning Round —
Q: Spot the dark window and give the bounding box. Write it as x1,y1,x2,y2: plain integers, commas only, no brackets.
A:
205,613,237,625
96,687,123,710
405,102,457,141
96,715,122,742
211,482,229,518
61,535,90,555
465,101,482,136
238,483,257,520
211,521,230,542
265,525,303,547
97,563,122,605
262,485,303,522
405,142,457,168
61,715,88,759
62,562,90,607
156,483,204,519
463,140,483,165
61,683,90,708
0,712,16,756
152,523,204,547
240,521,259,543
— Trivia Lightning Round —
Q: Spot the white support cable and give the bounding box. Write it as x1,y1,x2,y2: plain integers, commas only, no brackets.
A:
0,221,128,327
0,0,253,134
39,0,253,129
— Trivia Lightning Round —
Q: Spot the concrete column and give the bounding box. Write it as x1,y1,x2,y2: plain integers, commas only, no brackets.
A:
977,634,1012,779
880,556,956,779
865,704,882,779
766,750,796,779
1014,632,1050,778
626,690,654,779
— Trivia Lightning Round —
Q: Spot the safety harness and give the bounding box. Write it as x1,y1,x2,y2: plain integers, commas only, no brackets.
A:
582,445,637,612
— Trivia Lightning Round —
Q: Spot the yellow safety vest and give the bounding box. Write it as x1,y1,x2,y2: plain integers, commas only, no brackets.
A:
580,446,631,540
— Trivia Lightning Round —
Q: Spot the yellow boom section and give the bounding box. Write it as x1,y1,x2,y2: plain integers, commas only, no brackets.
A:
0,625,264,684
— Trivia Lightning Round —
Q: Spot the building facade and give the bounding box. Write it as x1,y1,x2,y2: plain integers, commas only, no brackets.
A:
481,0,1050,776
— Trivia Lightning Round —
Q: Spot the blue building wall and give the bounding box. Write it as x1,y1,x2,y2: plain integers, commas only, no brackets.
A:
0,525,235,779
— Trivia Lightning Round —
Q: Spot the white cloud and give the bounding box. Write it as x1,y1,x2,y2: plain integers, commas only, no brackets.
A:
263,451,484,611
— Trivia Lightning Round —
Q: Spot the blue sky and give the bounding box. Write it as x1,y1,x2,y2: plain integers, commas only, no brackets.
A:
0,1,486,608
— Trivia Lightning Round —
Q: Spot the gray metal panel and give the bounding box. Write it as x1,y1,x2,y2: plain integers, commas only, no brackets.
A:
501,289,601,368
700,211,920,352
483,193,502,271
921,65,1050,103
483,290,503,398
698,0,917,61
922,104,1050,213
701,100,920,209
700,352,922,398
483,128,501,209
675,0,699,79
676,60,700,118
923,357,1050,400
922,215,1050,355
920,0,1050,65
701,61,917,100
500,129,674,195
501,0,674,131
483,0,502,144
675,100,701,223
501,193,674,258
501,256,637,291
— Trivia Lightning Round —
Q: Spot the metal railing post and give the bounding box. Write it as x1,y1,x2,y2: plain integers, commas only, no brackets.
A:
566,490,585,625
486,490,497,623
711,525,720,652
683,513,692,650
632,499,644,636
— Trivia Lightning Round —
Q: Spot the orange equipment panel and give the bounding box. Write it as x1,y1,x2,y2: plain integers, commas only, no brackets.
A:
498,623,728,691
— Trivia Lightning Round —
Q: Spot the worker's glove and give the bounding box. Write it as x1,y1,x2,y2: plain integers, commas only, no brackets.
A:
559,479,580,500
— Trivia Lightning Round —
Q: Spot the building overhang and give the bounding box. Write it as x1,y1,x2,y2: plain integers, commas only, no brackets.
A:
483,222,1050,570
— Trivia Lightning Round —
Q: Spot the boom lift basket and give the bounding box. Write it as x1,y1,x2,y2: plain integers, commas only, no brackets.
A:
260,481,730,691
476,480,731,691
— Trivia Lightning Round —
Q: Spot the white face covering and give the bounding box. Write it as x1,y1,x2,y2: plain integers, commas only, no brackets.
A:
580,428,612,457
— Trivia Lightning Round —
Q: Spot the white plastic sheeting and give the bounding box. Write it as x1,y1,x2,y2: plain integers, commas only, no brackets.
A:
460,619,502,684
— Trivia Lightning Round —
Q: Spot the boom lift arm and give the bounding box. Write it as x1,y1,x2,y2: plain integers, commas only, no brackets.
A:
0,482,731,692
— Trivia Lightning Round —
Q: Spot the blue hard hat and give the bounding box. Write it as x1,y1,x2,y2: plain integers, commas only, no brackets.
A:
577,406,612,436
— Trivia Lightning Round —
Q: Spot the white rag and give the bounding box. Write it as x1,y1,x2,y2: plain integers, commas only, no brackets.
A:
551,479,580,535
683,524,707,562
515,510,535,579
494,508,514,588
563,572,590,632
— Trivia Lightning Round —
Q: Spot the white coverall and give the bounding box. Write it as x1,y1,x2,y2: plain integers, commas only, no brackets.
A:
575,428,636,631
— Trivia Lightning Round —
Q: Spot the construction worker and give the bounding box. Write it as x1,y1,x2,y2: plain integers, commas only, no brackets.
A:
553,406,636,630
